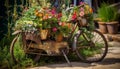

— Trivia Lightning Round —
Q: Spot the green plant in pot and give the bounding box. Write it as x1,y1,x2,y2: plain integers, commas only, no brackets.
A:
105,5,119,34
97,3,119,34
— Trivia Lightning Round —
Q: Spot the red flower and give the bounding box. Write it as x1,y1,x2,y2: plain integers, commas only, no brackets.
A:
57,13,62,18
57,13,62,20
72,12,77,20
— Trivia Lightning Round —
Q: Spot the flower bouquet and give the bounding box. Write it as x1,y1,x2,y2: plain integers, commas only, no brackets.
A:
14,1,94,41
67,2,93,27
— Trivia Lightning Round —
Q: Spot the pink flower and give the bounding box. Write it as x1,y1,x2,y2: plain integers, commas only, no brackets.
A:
80,7,84,11
51,8,56,15
52,27,57,32
79,2,84,5
79,11,85,17
58,22,62,26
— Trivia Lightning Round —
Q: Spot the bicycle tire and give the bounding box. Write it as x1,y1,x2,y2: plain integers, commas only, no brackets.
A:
76,30,108,63
10,34,41,63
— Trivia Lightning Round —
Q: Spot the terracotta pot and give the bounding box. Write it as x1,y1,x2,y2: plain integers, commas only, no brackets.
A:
106,21,119,34
98,22,108,34
55,33,63,42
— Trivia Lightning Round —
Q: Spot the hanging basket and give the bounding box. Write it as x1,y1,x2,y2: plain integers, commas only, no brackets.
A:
40,29,48,40
77,17,88,27
80,18,88,26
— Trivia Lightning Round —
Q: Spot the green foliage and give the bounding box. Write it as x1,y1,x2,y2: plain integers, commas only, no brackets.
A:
0,36,35,69
0,46,13,69
97,3,119,22
77,32,103,57
0,0,38,68
59,25,71,36
14,5,41,31
42,17,58,29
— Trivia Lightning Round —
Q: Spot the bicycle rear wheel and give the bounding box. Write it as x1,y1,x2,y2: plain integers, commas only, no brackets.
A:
76,30,108,62
10,34,40,63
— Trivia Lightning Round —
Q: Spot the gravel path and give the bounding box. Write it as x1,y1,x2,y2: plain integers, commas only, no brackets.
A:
29,41,120,69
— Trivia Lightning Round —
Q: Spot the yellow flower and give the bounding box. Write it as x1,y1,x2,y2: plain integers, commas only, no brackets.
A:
84,4,91,14
39,18,43,21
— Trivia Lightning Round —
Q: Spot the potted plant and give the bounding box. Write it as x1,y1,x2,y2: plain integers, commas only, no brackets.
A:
97,3,109,34
105,5,119,34
97,3,120,34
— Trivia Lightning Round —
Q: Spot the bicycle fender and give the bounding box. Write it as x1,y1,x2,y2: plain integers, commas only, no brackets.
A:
12,30,22,35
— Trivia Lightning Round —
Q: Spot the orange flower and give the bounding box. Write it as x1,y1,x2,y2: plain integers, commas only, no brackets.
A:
45,14,49,19
34,10,39,16
42,14,49,20
68,23,71,28
38,13,43,17
90,8,93,13
61,22,65,26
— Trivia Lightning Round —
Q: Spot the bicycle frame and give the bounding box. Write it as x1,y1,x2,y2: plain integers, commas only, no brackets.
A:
66,20,85,51
10,1,108,66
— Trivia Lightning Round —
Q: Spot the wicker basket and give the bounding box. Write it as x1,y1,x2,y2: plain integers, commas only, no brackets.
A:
77,17,88,27
40,29,48,40
80,18,88,26
22,32,41,44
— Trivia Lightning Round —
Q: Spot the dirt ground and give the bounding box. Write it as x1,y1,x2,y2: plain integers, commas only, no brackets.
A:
29,41,120,69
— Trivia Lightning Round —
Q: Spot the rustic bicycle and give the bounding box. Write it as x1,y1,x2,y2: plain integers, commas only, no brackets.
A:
10,5,108,66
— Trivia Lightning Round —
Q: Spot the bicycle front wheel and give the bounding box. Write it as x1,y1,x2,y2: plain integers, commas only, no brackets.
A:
76,30,108,63
10,34,40,63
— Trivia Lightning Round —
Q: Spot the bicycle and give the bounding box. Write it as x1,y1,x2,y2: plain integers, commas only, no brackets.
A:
10,5,108,66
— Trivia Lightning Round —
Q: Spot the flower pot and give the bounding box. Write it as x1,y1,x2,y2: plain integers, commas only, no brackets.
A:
40,29,48,40
106,21,119,34
55,33,63,42
98,22,108,34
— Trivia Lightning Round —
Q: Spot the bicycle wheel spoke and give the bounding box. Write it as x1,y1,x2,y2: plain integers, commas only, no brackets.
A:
76,30,108,62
